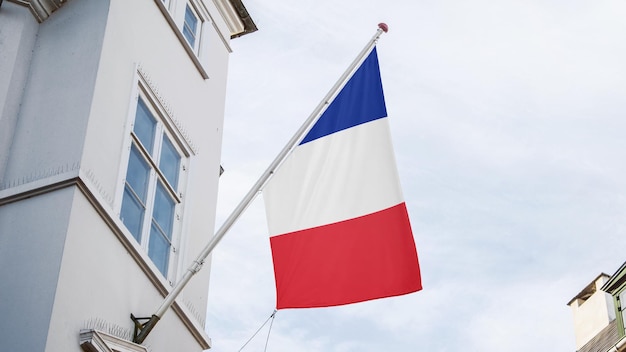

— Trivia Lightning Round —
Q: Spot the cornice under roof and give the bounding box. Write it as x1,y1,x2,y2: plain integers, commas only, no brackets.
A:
601,261,626,294
228,0,257,38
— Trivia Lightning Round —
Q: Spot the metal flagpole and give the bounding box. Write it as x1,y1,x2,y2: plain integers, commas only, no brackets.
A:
131,23,389,344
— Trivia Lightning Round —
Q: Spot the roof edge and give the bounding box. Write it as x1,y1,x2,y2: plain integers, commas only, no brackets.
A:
567,273,611,306
601,261,626,294
227,0,257,38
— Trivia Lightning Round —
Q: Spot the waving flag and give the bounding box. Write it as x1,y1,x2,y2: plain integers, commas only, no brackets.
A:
263,47,421,309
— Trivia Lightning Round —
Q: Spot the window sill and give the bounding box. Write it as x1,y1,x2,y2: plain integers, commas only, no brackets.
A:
154,0,209,80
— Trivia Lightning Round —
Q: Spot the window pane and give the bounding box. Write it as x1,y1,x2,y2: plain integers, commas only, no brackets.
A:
153,182,175,239
183,5,198,47
148,223,170,276
121,187,145,242
126,145,150,201
159,136,181,189
134,98,156,153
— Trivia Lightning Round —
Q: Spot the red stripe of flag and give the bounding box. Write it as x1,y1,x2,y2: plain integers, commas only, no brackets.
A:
270,203,421,309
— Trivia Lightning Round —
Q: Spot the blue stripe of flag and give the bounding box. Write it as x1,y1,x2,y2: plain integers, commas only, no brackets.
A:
299,47,388,145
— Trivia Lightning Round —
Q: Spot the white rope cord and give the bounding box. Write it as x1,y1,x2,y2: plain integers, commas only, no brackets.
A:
238,310,277,352
263,310,277,352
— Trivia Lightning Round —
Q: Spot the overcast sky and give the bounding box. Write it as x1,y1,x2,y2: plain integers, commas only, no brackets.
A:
205,1,626,351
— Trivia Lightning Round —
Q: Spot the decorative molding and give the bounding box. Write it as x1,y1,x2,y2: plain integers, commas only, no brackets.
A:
0,164,81,207
85,319,135,342
212,0,257,39
80,329,148,352
136,64,198,155
226,0,257,38
212,0,244,38
0,162,80,191
183,298,206,328
83,168,114,207
136,65,175,121
0,163,114,209
191,0,235,54
7,0,66,22
152,0,210,79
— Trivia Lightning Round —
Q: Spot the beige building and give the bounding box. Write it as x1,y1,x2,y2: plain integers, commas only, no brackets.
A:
568,262,626,352
0,1,255,351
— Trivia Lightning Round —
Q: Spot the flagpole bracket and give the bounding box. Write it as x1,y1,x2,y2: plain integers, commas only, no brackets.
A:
131,314,160,344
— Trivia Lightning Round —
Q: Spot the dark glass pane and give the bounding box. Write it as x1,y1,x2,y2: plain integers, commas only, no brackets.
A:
159,136,181,189
183,27,194,47
121,186,145,242
153,182,175,240
183,5,198,47
149,223,170,276
126,145,150,201
134,98,157,153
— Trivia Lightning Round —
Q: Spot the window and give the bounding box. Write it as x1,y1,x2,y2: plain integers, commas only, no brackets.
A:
120,94,185,278
152,0,210,78
183,4,200,49
617,288,626,336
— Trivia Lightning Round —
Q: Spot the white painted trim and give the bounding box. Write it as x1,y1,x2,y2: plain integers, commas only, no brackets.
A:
113,66,142,217
211,0,245,38
80,329,148,352
152,0,212,78
6,0,65,22
202,0,236,53
0,168,80,205
116,72,194,285
136,65,198,155
184,1,203,53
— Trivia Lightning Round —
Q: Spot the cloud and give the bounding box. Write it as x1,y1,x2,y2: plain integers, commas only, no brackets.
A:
206,0,626,351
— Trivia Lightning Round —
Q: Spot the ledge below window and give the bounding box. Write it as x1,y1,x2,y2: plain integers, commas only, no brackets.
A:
153,0,209,80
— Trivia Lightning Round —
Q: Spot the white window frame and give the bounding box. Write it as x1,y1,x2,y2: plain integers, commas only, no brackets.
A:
182,2,203,53
152,0,212,78
117,77,192,283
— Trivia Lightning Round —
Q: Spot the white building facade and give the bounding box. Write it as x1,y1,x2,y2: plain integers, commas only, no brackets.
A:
0,1,255,351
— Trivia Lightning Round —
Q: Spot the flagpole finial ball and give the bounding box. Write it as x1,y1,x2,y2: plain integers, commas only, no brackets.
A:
378,23,389,33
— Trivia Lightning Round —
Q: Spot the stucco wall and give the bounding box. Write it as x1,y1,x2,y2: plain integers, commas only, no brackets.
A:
2,0,110,185
47,188,204,351
0,0,234,349
81,0,232,323
0,187,75,351
0,3,39,183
